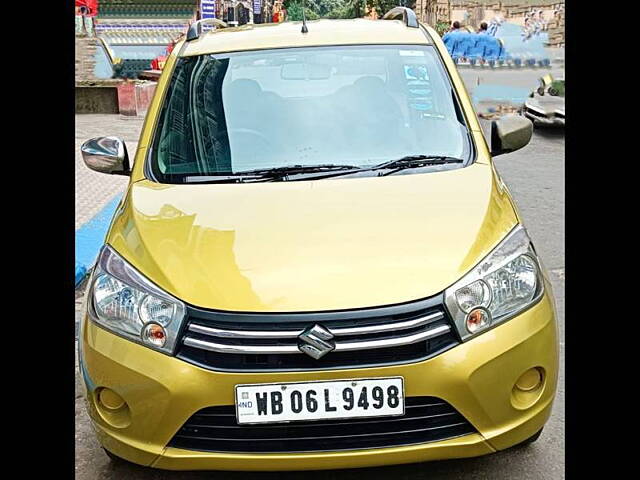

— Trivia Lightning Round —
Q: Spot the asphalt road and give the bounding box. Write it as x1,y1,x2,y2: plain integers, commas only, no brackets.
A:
75,75,564,480
458,65,565,96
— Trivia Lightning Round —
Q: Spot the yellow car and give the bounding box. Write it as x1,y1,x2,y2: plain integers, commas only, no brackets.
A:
79,8,557,471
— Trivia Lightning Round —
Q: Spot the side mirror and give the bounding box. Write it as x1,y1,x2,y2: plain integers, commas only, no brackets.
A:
491,115,533,156
81,136,130,175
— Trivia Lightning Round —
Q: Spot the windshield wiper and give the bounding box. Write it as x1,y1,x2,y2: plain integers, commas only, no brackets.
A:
183,174,263,183
234,164,361,180
182,158,462,184
290,155,466,181
371,155,464,173
182,164,359,183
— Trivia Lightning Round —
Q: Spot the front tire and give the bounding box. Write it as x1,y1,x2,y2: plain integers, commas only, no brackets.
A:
514,428,543,448
103,448,133,466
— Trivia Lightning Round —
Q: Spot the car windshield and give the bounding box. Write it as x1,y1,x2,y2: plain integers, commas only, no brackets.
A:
149,45,472,183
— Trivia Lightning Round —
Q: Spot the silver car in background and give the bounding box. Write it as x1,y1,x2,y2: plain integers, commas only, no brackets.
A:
522,75,565,126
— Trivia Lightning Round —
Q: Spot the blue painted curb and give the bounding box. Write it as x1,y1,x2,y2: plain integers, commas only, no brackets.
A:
472,84,531,106
75,194,122,287
75,264,87,286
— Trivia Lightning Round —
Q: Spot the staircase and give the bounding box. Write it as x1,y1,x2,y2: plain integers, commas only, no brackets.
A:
76,34,122,114
75,35,99,83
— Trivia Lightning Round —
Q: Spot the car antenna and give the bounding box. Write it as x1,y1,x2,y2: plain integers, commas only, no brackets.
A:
301,0,309,33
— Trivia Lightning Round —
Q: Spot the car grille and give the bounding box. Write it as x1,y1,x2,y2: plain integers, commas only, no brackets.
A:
167,396,477,453
176,295,460,371
525,107,548,119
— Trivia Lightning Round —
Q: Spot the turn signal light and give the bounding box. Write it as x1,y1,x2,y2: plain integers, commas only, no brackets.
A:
142,323,167,347
466,308,490,333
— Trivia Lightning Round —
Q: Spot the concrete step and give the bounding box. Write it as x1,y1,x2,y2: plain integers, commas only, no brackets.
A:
75,36,99,83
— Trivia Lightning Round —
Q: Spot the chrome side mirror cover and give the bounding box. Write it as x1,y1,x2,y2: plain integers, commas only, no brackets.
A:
81,136,130,175
491,115,533,157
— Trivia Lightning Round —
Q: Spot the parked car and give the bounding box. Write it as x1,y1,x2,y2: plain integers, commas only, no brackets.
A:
521,74,565,126
79,8,557,471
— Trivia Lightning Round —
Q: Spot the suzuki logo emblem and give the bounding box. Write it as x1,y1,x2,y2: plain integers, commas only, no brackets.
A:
298,324,335,359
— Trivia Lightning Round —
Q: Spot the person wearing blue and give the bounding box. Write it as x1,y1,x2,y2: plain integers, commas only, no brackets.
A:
467,22,489,64
483,35,505,66
442,21,467,61
442,21,462,46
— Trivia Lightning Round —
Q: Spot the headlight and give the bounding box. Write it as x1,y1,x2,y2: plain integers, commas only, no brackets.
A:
88,245,186,354
444,225,544,340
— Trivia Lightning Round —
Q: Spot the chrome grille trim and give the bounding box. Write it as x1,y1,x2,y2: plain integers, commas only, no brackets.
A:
176,295,460,371
182,323,451,355
188,323,300,339
324,311,443,335
334,325,450,351
187,311,444,339
182,337,299,354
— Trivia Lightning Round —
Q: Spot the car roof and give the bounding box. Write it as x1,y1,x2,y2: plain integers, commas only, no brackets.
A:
180,18,432,57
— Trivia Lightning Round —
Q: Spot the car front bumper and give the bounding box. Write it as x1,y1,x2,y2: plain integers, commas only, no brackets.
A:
523,108,565,126
79,285,558,471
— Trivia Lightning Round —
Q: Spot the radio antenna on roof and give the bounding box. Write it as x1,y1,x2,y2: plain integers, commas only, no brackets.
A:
301,0,309,33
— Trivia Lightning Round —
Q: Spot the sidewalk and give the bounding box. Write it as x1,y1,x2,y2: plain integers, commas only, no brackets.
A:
75,114,144,284
75,114,143,229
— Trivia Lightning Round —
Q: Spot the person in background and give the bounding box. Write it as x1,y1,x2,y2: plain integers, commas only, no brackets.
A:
75,5,83,35
487,17,501,36
442,21,463,50
448,21,461,34
467,22,490,64
442,21,460,42
75,0,98,36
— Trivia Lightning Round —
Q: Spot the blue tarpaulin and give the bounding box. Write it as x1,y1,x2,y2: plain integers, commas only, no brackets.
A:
442,22,550,66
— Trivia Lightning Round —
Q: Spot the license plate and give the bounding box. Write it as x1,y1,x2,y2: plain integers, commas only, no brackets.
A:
235,377,404,424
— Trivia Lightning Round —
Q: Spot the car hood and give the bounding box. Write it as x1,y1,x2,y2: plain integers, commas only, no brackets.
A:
107,163,519,312
526,95,565,114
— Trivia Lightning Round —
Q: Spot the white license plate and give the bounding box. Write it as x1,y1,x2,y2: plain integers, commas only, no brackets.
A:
235,377,404,424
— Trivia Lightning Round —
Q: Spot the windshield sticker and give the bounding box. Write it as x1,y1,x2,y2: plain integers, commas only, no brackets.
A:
410,102,433,112
408,88,432,96
404,65,429,81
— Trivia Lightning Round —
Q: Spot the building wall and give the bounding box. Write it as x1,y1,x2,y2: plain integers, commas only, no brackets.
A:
97,0,199,19
448,1,563,28
415,0,451,26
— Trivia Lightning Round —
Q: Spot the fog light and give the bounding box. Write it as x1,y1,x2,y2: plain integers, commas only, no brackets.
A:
98,388,125,411
95,387,131,428
515,368,543,392
511,367,546,410
466,308,491,333
142,323,166,347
